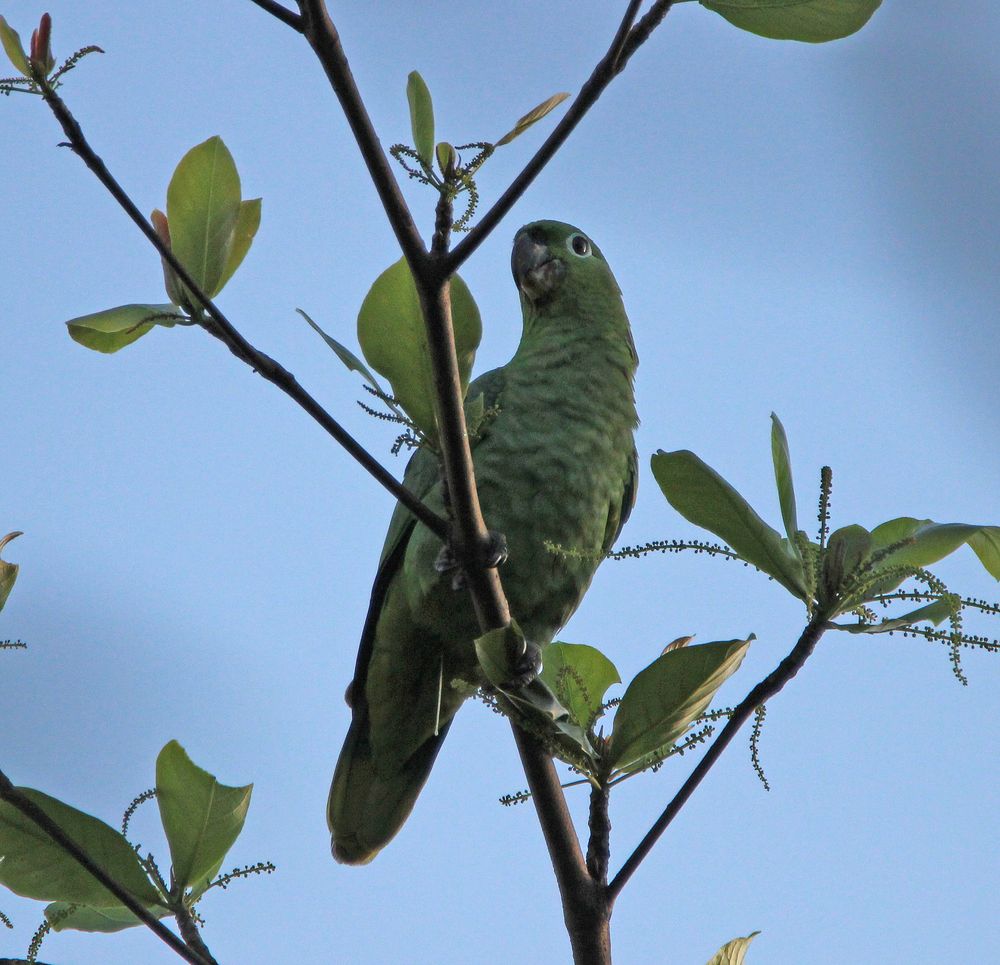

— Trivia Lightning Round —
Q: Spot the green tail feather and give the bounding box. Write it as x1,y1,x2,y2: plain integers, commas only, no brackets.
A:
328,705,452,865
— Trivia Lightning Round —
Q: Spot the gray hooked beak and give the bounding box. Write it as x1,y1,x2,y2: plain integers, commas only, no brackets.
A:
512,231,565,301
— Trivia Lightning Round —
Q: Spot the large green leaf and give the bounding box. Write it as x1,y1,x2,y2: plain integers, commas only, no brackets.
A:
66,304,182,354
866,518,1000,597
538,643,620,730
0,789,164,908
706,931,761,965
769,413,799,552
44,900,167,934
701,0,881,42
0,15,30,77
821,524,873,606
155,741,252,893
166,136,242,300
357,259,482,438
651,450,808,599
607,638,750,771
406,71,435,166
0,531,21,613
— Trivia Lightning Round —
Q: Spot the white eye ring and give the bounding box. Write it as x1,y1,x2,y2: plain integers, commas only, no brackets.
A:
568,234,592,257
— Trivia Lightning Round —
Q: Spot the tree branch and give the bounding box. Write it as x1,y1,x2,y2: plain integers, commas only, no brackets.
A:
607,614,828,902
297,0,426,267
31,72,448,543
0,773,211,965
246,0,303,31
175,906,219,965
442,0,668,276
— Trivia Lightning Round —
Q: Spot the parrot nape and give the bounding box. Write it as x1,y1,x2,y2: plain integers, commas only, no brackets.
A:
329,220,639,864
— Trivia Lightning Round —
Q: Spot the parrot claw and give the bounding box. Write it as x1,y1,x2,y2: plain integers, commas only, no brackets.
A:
435,530,509,591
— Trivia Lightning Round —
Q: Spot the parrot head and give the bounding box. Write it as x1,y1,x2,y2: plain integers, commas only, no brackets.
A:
511,220,621,307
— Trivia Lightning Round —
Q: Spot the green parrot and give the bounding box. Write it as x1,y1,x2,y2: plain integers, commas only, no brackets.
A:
329,220,638,864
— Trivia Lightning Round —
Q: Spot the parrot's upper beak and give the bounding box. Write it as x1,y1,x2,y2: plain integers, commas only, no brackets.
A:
512,230,565,302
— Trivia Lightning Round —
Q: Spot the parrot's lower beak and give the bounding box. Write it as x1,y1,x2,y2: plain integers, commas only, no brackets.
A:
512,231,565,301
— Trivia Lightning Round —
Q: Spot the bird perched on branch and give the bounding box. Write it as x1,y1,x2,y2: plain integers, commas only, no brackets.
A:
329,220,639,864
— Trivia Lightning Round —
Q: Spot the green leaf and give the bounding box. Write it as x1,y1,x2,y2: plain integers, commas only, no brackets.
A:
608,638,751,771
166,136,242,300
0,789,164,908
706,931,761,965
435,141,456,177
700,0,881,42
0,531,21,613
651,449,808,599
357,259,482,438
406,71,435,165
297,309,387,398
44,901,165,934
0,15,30,77
66,304,182,354
821,523,873,605
770,413,799,552
155,741,252,893
495,92,570,147
867,518,1000,594
214,197,261,294
833,597,955,634
538,643,620,730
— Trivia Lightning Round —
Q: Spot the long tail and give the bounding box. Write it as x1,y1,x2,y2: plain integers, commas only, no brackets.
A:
327,705,452,865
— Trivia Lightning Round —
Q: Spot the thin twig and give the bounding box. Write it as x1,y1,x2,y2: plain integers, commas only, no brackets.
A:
0,772,210,965
31,69,448,543
247,0,304,31
607,614,828,902
175,907,219,965
443,0,671,275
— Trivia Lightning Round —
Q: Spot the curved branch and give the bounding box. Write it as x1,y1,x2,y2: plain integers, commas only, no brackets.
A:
607,614,828,903
0,773,211,965
32,72,448,543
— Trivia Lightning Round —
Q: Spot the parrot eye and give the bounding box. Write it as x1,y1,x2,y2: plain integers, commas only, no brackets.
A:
569,234,592,257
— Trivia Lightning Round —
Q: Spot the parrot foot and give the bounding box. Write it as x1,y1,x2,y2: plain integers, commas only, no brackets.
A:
501,638,543,690
435,530,509,591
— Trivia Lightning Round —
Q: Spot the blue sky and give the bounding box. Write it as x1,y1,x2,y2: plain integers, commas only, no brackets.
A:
2,1,999,962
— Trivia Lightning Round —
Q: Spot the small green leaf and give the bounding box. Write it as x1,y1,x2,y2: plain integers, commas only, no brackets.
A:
821,523,873,605
608,638,750,771
155,741,252,893
214,197,261,294
44,901,164,934
0,16,30,77
706,931,761,965
475,623,527,688
435,141,456,177
406,71,435,165
357,259,482,438
770,413,799,552
66,304,182,354
166,136,242,300
297,309,387,398
0,789,164,908
833,597,955,634
651,449,808,599
495,92,570,147
0,531,22,613
539,643,620,730
700,0,881,42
